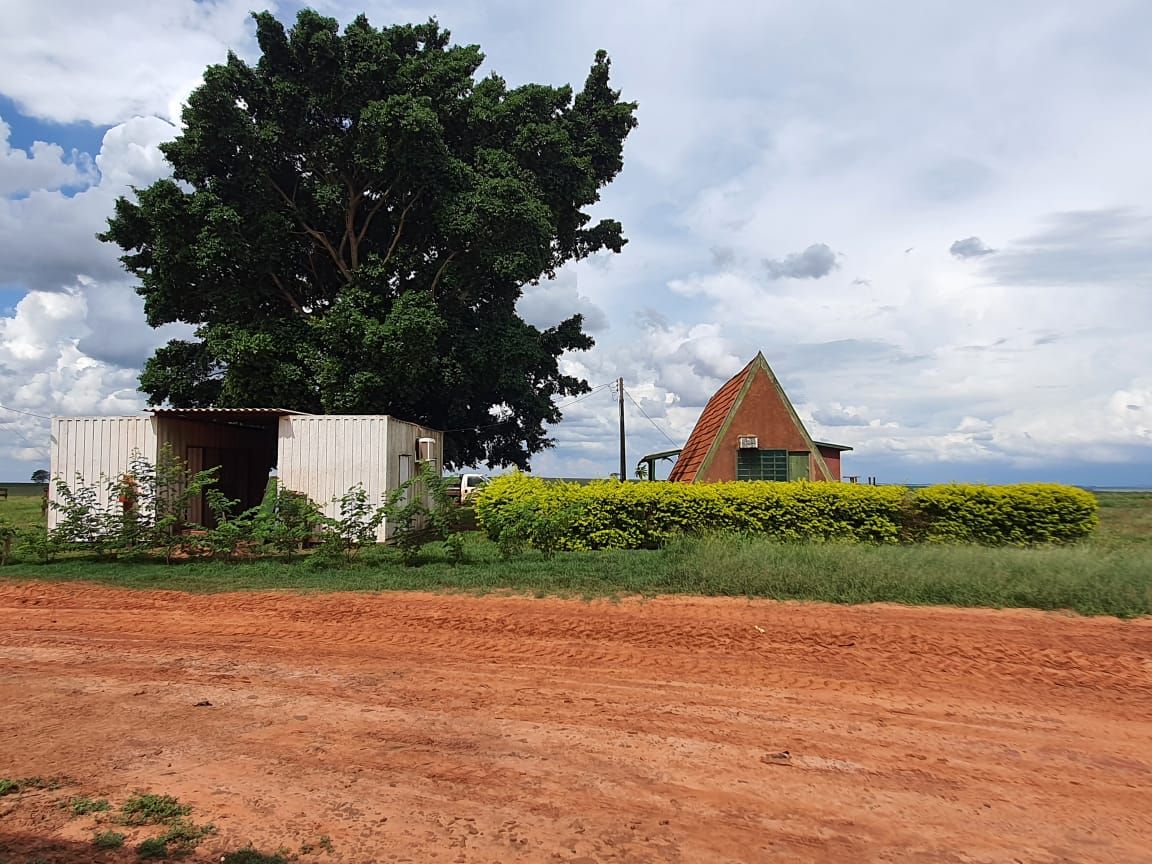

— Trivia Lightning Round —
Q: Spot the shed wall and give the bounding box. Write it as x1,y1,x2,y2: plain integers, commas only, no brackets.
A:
817,446,843,482
276,416,444,542
48,416,157,530
157,417,278,524
277,415,391,541
699,370,819,483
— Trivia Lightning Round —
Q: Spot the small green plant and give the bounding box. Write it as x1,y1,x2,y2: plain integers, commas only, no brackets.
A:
443,531,466,566
157,819,216,852
300,835,335,855
16,524,60,564
201,489,260,560
255,487,319,558
0,778,18,796
119,792,191,825
222,848,291,864
316,484,386,561
70,795,111,815
0,517,15,565
93,830,126,849
136,837,169,859
6,774,69,791
132,820,215,858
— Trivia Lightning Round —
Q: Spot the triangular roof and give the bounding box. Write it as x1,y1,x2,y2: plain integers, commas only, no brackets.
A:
668,352,836,483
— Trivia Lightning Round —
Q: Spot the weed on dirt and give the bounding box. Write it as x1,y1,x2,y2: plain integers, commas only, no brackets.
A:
92,829,126,848
68,794,111,815
0,775,71,796
117,792,191,825
222,848,292,864
300,834,335,855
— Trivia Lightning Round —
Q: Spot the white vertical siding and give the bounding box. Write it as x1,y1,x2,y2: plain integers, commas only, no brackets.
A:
385,418,445,535
277,415,392,541
385,418,445,492
276,415,444,542
48,416,157,530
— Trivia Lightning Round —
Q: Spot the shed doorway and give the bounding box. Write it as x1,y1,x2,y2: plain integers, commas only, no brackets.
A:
153,409,288,528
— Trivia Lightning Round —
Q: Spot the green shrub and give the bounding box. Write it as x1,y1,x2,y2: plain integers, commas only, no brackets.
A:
474,473,1097,551
0,517,15,565
908,483,1099,545
93,830,126,849
118,792,190,825
69,795,111,815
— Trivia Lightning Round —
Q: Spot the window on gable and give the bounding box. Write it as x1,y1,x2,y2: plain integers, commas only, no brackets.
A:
736,448,789,482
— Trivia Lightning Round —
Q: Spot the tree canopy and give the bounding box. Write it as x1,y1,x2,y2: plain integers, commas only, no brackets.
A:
31,469,49,484
102,10,636,468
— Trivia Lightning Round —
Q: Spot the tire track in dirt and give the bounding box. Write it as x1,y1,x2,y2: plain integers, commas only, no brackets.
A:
0,582,1150,863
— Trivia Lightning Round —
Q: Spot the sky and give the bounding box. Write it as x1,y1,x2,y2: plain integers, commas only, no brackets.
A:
1,0,1151,486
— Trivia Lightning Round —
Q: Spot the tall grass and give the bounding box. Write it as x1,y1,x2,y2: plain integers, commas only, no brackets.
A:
1,492,1149,617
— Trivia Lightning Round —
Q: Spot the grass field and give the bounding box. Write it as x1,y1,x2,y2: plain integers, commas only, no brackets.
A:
1,492,1149,617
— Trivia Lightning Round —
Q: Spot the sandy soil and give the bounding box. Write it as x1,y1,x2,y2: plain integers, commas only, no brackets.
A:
0,583,1150,863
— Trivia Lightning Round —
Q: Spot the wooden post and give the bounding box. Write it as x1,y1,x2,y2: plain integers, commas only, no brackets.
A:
618,378,626,482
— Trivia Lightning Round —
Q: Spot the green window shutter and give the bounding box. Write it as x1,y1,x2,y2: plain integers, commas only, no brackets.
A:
788,452,810,481
737,449,788,481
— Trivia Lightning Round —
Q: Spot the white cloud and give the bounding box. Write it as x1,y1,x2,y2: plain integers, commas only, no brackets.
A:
0,115,190,470
517,270,609,332
949,236,996,259
763,243,839,280
0,116,177,293
4,0,1152,482
0,0,273,125
0,117,96,196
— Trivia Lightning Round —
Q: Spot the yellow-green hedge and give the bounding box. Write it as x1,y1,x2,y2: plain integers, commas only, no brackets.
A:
473,474,1098,551
907,483,1098,545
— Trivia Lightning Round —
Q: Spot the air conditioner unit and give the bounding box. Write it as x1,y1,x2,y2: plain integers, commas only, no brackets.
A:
417,437,437,463
738,436,759,449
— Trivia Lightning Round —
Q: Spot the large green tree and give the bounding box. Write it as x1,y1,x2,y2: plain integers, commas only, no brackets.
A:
102,10,636,468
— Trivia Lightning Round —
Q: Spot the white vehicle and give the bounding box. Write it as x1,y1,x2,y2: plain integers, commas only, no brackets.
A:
449,473,488,503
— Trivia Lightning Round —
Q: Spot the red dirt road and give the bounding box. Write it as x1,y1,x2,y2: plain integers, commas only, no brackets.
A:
1,583,1150,863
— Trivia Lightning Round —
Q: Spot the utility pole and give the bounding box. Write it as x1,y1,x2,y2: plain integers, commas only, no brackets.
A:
618,377,626,481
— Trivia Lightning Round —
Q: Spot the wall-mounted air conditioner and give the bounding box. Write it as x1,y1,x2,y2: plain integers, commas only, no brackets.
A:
738,436,759,449
417,437,437,463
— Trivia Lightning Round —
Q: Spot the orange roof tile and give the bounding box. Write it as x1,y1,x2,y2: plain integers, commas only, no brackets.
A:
667,358,756,483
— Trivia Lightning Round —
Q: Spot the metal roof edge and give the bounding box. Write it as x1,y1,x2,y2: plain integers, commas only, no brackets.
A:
813,441,854,452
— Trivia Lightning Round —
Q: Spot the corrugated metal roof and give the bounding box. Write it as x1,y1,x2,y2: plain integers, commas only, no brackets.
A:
149,407,310,417
667,358,755,483
813,440,853,451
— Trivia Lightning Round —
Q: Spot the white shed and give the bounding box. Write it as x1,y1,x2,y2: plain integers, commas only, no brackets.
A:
49,410,444,542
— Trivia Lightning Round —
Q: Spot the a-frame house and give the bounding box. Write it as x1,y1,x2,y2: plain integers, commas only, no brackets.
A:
666,352,851,483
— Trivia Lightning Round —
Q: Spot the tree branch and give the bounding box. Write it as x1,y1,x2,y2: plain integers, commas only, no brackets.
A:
269,177,353,282
430,250,459,297
270,274,305,315
382,189,424,268
354,185,395,247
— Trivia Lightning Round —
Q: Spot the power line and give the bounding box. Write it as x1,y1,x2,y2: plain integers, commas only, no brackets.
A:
623,387,679,447
0,403,51,421
0,420,49,454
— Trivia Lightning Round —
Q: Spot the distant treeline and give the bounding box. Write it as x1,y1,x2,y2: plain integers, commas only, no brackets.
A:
0,483,48,497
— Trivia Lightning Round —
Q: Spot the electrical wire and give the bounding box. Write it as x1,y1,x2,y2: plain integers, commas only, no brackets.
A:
0,403,51,421
0,420,49,454
623,387,680,447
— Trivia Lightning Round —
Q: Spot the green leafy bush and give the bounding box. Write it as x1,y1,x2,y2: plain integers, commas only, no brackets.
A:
92,830,126,849
255,487,319,558
0,517,15,565
906,483,1099,545
474,473,1097,552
